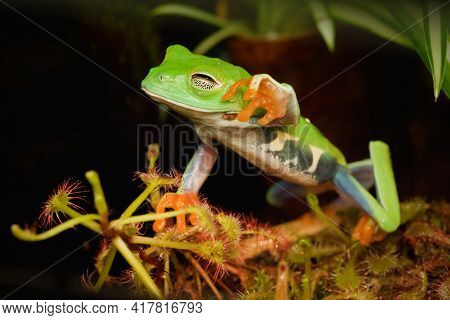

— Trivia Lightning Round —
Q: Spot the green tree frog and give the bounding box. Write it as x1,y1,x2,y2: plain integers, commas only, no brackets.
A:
141,45,400,244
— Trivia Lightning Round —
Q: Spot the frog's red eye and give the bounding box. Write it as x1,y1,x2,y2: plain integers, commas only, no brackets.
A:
190,73,221,91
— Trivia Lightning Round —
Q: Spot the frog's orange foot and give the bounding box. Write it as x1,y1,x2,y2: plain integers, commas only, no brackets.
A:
352,214,386,246
153,192,201,233
222,75,290,126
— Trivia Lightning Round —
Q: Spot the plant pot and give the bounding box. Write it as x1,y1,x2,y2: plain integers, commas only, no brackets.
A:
227,32,328,74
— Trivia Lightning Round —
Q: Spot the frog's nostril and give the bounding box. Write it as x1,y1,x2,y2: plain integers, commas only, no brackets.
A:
159,75,164,81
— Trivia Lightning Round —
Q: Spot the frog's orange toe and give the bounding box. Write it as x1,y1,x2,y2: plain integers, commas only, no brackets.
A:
352,214,386,246
258,109,286,126
153,192,201,233
228,76,289,126
152,219,167,233
222,79,250,101
236,99,258,123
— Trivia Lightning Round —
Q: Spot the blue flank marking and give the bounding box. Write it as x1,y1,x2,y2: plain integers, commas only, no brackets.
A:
333,166,375,219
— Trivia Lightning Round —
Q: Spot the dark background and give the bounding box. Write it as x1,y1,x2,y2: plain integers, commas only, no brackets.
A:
1,0,449,298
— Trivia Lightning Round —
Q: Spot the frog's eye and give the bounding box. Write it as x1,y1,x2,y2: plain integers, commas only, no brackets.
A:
190,73,222,91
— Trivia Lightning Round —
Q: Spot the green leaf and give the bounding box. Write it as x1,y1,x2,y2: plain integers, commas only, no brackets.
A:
382,1,432,73
193,24,250,55
443,58,450,98
308,0,335,51
329,0,412,48
341,0,449,100
151,3,230,28
423,0,448,100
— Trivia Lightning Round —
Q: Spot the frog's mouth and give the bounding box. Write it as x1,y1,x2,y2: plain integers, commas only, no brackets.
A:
142,88,262,128
142,87,297,128
142,88,216,113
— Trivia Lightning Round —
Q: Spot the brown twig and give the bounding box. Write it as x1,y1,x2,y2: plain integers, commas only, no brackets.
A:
184,252,222,300
216,278,236,299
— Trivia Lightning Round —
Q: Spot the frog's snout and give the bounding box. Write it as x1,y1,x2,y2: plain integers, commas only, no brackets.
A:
142,67,175,91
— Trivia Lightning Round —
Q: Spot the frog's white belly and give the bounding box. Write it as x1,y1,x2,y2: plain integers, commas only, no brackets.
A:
195,125,322,186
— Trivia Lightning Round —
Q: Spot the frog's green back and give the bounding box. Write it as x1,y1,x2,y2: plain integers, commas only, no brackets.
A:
283,117,346,166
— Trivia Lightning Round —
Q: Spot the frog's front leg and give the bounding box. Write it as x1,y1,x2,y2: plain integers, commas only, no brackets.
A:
222,74,295,126
153,144,218,232
333,141,400,242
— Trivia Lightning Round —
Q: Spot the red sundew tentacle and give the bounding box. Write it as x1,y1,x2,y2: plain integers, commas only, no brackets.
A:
39,179,87,228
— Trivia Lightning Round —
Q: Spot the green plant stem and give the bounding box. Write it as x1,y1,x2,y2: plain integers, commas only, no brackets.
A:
302,242,312,300
306,193,350,245
11,214,101,241
120,182,157,219
130,236,203,251
94,245,117,292
116,206,213,234
348,241,363,264
112,209,186,227
146,144,160,170
163,251,172,298
301,276,311,300
112,236,163,299
85,170,109,217
304,246,311,278
58,202,102,233
114,206,208,228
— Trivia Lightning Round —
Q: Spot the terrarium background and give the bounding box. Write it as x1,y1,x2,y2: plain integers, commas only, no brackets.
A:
1,0,449,298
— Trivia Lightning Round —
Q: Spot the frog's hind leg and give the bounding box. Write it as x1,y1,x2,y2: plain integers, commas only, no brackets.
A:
348,159,374,189
266,159,373,208
333,141,400,236
266,181,332,208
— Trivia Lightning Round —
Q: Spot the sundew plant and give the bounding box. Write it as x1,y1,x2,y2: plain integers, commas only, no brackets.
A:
11,144,449,299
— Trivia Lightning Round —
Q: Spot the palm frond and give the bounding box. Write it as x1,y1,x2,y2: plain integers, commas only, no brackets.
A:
308,0,335,51
151,3,230,28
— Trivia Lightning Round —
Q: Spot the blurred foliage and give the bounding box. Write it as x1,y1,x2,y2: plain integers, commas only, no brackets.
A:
152,0,333,53
8,0,447,98
152,0,449,99
330,0,449,100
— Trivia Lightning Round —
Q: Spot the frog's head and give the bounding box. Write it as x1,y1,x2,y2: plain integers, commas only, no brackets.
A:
142,45,255,127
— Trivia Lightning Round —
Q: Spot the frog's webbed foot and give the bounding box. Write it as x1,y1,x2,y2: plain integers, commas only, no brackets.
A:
352,215,386,246
222,74,291,126
333,142,400,244
153,144,217,233
153,192,201,233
